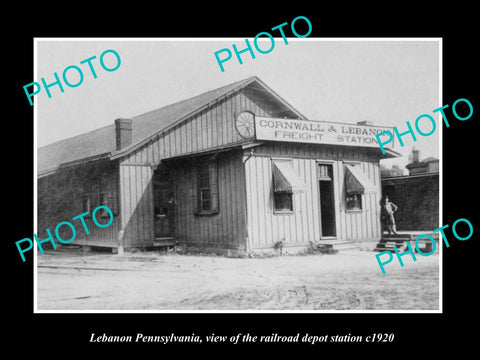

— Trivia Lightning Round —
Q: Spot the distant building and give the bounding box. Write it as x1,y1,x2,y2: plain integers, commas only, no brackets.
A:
405,149,439,175
381,149,439,231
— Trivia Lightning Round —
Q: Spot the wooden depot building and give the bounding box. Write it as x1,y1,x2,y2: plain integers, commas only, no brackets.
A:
38,76,399,255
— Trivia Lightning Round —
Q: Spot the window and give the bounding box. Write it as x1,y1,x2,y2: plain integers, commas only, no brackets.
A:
272,159,305,213
346,193,362,211
274,192,293,212
198,166,212,211
194,159,219,215
98,192,111,217
343,163,374,211
80,173,118,217
82,195,91,213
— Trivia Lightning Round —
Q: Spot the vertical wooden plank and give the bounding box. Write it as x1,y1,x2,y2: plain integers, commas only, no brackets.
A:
237,153,247,248
304,158,313,241
265,157,274,246
366,161,373,239
127,165,136,243
314,158,321,240
245,155,253,246
265,156,273,245
201,111,208,150
180,167,188,242
217,158,225,245
141,156,149,242
348,212,354,240
294,159,303,243
219,102,226,147
149,142,154,163
255,156,264,246
164,131,170,158
209,105,216,149
196,114,202,152
250,157,260,246
121,165,130,244
227,95,234,144
224,96,230,145
373,162,381,238
304,159,312,243
192,115,198,153
256,156,266,246
226,156,234,246
122,164,129,243
229,154,236,246
175,125,181,156
140,165,148,242
203,110,209,151
135,165,143,242
160,134,165,159
338,160,346,240
217,103,222,148
152,138,159,163
368,162,376,239
146,166,154,242
359,162,368,240
244,154,252,249
169,130,175,158
184,121,191,154
332,160,342,240
142,166,152,243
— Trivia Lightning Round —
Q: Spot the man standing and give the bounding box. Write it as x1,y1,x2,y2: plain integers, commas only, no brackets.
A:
381,196,398,235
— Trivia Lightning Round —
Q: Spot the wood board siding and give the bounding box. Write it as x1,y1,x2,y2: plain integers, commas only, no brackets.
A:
121,88,293,165
116,87,290,248
245,144,382,249
173,151,247,249
118,163,154,247
37,160,121,247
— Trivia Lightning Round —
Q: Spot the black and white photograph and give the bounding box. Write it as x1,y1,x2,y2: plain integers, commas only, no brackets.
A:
34,38,441,312
6,8,478,353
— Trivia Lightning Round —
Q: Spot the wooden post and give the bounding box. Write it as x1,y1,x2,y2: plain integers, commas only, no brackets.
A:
117,230,125,255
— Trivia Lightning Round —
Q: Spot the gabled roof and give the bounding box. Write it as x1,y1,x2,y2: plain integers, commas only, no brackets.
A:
38,76,307,177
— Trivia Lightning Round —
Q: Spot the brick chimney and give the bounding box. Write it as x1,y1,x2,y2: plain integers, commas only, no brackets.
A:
357,120,373,126
412,148,420,163
114,118,133,150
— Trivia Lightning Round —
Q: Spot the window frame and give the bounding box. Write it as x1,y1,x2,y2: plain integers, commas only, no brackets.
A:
344,161,364,212
81,194,91,215
272,158,295,215
194,158,220,216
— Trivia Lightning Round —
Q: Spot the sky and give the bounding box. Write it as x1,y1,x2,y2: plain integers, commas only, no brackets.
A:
36,38,440,172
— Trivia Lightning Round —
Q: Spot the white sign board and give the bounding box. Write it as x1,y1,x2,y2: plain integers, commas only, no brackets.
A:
254,116,394,149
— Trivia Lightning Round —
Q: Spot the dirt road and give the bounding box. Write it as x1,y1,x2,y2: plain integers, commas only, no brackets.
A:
36,248,439,311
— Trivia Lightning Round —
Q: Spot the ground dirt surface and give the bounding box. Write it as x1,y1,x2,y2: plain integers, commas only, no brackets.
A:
36,246,440,311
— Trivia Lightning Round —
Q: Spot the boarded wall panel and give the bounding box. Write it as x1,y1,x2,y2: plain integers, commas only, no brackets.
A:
119,163,154,246
245,144,383,248
173,151,246,249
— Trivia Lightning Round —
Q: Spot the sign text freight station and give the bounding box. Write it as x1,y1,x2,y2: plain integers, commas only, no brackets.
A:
256,117,390,147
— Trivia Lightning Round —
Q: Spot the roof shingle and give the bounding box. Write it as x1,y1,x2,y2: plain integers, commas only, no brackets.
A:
38,76,258,176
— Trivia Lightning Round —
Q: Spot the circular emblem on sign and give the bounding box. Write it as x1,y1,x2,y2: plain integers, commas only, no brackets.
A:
235,111,255,139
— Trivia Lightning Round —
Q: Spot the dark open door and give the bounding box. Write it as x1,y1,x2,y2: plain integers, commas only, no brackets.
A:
153,165,175,238
318,163,336,237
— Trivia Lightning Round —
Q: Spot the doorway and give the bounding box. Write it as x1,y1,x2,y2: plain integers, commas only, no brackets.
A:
318,163,336,237
153,164,175,238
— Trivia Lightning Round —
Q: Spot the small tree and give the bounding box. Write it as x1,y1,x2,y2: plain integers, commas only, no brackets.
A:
381,164,405,178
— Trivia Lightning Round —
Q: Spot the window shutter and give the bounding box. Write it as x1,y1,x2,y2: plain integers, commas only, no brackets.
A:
209,161,219,212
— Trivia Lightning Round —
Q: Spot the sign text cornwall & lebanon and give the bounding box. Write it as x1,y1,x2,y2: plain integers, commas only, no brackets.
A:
253,116,394,148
